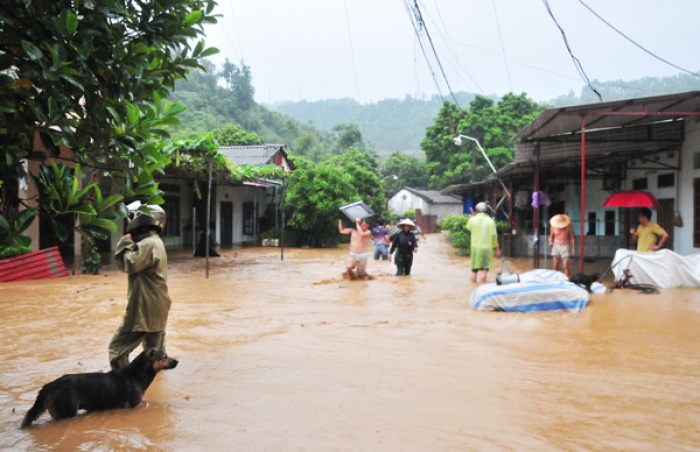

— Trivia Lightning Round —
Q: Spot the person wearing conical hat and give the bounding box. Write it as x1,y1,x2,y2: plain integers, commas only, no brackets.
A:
467,202,500,283
548,213,575,276
389,218,419,276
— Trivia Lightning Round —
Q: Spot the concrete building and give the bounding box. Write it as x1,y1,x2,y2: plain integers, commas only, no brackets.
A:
443,91,700,269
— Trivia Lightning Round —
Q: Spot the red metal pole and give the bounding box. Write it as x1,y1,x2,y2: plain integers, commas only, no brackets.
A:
580,117,586,274
509,179,514,258
534,145,540,269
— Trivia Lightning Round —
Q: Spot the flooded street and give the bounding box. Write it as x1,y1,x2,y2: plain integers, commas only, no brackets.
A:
2,233,700,450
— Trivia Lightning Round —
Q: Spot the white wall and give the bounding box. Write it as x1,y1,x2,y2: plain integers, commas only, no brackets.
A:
215,184,266,245
387,189,417,217
387,189,461,219
678,118,700,253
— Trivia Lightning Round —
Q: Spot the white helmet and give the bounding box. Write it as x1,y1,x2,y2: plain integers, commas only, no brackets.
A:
126,203,166,233
475,202,488,213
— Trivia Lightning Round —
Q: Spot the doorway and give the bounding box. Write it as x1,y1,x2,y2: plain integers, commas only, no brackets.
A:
657,198,674,251
220,201,233,246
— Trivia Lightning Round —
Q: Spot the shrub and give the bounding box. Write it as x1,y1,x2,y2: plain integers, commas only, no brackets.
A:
0,246,33,259
440,214,472,253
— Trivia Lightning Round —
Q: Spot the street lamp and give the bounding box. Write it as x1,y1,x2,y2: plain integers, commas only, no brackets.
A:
453,134,511,208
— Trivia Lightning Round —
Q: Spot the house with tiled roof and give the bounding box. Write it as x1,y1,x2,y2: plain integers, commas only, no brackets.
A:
219,144,294,170
208,144,292,247
387,187,463,233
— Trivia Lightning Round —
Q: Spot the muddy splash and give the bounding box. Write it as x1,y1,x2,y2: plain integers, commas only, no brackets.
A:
2,234,700,450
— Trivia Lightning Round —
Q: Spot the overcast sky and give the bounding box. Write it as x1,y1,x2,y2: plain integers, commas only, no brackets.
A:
203,0,700,105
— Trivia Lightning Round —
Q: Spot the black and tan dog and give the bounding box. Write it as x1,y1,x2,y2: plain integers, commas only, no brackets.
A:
20,348,177,429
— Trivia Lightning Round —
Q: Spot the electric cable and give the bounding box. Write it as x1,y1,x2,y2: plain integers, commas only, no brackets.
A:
542,0,602,102
577,0,699,78
423,1,484,95
402,0,460,105
343,0,367,137
490,0,513,92
413,0,460,105
402,0,446,103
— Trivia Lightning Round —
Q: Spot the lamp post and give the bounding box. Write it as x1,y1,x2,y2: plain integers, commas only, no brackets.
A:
453,134,510,208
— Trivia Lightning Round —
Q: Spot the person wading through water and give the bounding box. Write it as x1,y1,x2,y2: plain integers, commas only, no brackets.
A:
109,204,172,371
467,202,501,283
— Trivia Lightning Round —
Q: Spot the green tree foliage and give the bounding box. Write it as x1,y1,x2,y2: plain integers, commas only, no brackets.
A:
421,102,469,189
0,0,218,260
328,148,385,216
168,62,333,159
221,58,255,111
422,93,542,189
210,124,263,146
547,73,700,106
330,123,366,153
283,158,358,247
381,151,428,190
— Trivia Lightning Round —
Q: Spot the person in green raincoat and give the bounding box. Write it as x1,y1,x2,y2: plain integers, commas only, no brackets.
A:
108,205,172,371
466,202,501,283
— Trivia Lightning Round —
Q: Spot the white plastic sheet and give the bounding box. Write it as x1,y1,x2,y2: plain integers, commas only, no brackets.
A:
611,249,700,288
469,270,589,313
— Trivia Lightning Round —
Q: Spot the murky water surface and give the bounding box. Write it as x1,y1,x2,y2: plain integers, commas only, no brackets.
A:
2,234,699,450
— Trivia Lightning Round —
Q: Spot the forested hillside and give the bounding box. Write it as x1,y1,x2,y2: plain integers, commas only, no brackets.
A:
268,93,476,154
268,73,700,153
169,58,700,156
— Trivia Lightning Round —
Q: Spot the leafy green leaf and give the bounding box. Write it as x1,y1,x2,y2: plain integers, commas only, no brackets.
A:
20,40,43,61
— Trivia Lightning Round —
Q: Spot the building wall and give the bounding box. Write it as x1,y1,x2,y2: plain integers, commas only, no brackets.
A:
387,189,418,217
215,185,266,245
678,118,700,253
387,189,461,221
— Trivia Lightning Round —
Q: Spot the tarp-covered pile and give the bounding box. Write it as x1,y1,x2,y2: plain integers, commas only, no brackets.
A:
469,269,589,313
612,249,700,288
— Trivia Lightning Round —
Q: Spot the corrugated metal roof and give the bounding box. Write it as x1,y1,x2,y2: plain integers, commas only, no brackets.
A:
513,91,700,167
442,92,700,197
405,187,462,204
219,144,287,166
0,246,69,283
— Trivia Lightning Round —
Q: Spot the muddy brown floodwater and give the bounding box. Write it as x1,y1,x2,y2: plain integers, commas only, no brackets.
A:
1,233,700,450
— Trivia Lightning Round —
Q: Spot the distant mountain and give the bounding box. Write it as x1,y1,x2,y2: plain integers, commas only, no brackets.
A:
267,73,700,153
266,92,477,154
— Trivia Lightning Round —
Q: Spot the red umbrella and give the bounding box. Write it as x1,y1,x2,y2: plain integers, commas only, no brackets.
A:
601,190,660,209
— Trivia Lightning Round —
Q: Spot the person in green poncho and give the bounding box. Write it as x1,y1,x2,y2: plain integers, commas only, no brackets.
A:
466,202,501,283
109,205,172,371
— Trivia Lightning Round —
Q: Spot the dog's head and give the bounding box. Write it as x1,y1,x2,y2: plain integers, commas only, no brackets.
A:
145,347,178,372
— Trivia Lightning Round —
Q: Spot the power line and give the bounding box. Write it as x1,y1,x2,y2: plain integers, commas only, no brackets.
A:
403,0,460,106
227,2,245,60
439,33,582,83
423,1,484,95
490,0,513,92
542,0,602,101
402,0,446,103
343,0,366,133
577,0,700,78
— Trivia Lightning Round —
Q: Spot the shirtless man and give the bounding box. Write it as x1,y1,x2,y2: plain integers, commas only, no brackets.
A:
548,214,575,277
338,217,372,279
